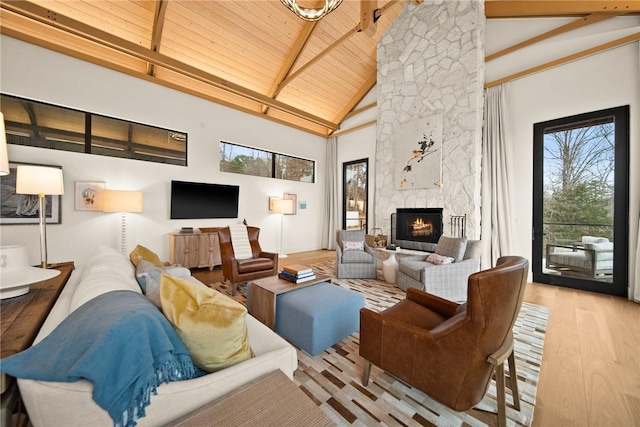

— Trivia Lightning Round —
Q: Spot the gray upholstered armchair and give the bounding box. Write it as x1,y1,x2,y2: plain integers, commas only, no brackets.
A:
396,236,482,302
335,230,377,279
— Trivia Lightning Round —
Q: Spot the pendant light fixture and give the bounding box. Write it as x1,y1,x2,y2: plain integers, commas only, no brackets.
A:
280,0,343,21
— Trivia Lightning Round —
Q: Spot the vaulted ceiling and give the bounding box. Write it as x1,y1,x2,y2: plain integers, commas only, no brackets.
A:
1,1,638,137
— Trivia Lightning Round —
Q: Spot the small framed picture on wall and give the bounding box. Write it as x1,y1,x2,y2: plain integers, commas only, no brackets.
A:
75,181,106,211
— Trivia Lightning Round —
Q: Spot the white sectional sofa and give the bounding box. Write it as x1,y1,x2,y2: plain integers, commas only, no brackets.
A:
13,246,298,427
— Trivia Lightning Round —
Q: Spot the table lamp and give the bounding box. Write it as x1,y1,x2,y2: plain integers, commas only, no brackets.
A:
270,197,294,258
16,165,65,268
103,190,143,254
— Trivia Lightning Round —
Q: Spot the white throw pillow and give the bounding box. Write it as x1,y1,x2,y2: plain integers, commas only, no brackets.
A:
342,241,364,251
426,253,454,265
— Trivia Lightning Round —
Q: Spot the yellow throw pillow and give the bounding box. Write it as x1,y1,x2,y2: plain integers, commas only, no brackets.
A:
129,245,164,268
159,274,252,372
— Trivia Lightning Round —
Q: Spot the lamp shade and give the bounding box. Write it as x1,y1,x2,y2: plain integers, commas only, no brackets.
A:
271,198,294,215
16,165,65,195
0,112,8,176
102,190,143,213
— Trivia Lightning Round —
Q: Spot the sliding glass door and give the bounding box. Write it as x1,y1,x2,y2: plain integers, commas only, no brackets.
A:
532,106,629,296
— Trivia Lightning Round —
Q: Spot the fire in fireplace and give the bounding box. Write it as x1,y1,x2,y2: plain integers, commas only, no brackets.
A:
395,208,443,244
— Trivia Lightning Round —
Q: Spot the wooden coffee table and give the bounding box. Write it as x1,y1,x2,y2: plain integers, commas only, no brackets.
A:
248,274,330,329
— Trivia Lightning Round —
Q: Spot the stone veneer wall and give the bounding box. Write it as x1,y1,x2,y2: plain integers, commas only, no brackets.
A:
375,0,485,240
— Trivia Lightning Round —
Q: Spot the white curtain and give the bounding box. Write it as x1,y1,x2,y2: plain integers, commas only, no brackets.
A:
322,137,339,249
633,215,640,302
481,84,513,268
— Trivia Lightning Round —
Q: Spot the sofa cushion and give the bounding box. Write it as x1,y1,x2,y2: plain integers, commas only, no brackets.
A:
341,250,374,264
129,244,165,268
136,260,198,307
160,275,252,372
435,236,467,262
582,236,609,244
71,246,141,312
135,259,163,292
583,242,613,252
463,240,482,260
398,257,431,281
237,257,275,274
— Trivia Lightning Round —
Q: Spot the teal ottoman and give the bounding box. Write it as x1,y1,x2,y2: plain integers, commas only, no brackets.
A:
275,282,365,356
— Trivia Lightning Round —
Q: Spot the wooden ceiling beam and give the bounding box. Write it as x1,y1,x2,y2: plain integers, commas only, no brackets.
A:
344,101,377,119
486,12,618,61
360,0,377,36
332,119,376,137
0,1,338,130
485,1,640,18
278,24,361,91
147,0,168,76
486,31,640,87
263,21,319,114
333,73,377,130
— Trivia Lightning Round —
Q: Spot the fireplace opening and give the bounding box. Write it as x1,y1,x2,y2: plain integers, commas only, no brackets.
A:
395,208,443,244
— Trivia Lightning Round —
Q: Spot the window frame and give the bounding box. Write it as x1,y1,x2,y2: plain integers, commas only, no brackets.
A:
219,140,315,183
1,93,188,166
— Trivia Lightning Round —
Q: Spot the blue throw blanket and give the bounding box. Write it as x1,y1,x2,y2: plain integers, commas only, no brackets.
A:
1,290,204,427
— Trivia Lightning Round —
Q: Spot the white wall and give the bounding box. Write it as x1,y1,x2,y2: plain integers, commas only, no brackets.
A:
336,90,377,232
486,17,640,283
0,36,327,267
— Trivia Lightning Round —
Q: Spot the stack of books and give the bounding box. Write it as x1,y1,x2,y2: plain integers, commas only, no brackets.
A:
278,264,316,284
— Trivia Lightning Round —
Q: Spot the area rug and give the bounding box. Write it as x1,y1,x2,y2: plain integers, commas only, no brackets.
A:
208,260,549,427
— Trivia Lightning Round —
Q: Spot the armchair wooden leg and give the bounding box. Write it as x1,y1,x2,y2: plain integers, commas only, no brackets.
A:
508,350,521,411
362,360,372,386
495,363,507,427
231,282,236,296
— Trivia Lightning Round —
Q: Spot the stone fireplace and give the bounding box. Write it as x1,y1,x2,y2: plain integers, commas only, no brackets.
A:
395,208,443,244
391,207,444,252
374,1,484,241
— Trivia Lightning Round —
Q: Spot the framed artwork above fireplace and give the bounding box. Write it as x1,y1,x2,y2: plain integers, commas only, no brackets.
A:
395,113,443,190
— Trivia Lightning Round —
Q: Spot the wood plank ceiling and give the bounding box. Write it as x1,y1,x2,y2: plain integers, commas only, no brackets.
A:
1,1,638,137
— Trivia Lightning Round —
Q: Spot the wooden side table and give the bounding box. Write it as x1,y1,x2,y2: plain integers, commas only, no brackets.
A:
1,262,74,427
375,247,430,283
1,262,74,391
248,274,330,329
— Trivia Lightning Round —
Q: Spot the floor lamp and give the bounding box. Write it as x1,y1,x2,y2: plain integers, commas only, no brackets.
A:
103,190,143,254
15,165,65,268
270,198,294,258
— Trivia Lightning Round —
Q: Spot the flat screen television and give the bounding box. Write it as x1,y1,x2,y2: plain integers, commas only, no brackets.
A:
170,180,239,219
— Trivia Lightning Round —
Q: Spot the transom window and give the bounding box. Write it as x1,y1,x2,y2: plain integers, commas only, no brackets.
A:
220,141,315,183
1,94,187,166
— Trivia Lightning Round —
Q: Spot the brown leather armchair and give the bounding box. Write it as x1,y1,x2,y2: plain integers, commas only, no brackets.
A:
359,256,528,427
217,226,278,295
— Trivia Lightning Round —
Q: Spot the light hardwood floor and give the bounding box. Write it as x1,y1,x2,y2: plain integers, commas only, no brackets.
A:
193,250,640,427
